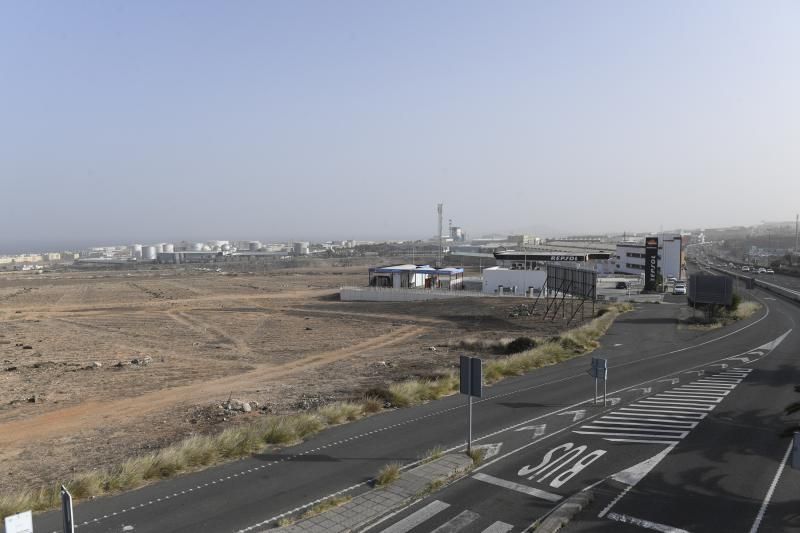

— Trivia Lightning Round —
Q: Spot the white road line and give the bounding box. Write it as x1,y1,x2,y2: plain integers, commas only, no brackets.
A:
378,500,451,533
748,439,793,533
603,415,697,426
472,473,562,502
667,389,728,396
431,509,480,533
619,408,706,419
652,394,721,402
580,425,686,434
595,419,697,429
575,430,689,439
607,511,690,532
481,521,514,533
603,438,682,444
634,403,713,412
655,394,722,402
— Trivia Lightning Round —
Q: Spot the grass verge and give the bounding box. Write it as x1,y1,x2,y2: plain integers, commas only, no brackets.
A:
299,495,352,520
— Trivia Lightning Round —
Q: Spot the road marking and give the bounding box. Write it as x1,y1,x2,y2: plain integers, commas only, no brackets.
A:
575,430,689,439
630,387,653,395
604,415,697,426
515,424,547,437
611,445,676,486
748,439,793,533
684,370,705,376
560,409,586,422
636,401,713,411
473,473,562,502
473,442,503,460
603,438,681,444
619,408,705,418
594,419,697,429
658,378,680,385
607,512,690,532
431,509,479,533
378,500,451,533
581,425,687,434
481,521,514,533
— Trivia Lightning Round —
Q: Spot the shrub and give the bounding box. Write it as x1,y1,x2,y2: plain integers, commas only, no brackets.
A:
506,336,536,354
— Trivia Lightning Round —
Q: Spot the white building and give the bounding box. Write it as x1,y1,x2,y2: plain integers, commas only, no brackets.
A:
613,235,685,280
482,267,546,296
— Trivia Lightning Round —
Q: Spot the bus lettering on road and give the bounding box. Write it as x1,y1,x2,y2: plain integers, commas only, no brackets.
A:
518,442,606,488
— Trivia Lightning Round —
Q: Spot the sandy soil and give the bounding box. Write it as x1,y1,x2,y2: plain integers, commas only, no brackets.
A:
0,265,577,493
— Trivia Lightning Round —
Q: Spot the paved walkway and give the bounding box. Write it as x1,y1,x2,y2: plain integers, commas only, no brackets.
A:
271,454,473,533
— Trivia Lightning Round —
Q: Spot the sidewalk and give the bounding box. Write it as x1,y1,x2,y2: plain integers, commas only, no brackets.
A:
269,454,474,533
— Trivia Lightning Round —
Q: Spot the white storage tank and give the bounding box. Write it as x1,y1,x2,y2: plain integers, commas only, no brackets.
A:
293,242,310,255
249,241,261,251
191,242,203,251
131,244,143,259
142,246,157,260
163,243,174,253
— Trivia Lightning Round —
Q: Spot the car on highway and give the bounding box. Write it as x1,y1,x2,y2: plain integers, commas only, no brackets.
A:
673,282,687,295
758,267,767,274
766,268,775,274
615,281,629,289
742,266,750,272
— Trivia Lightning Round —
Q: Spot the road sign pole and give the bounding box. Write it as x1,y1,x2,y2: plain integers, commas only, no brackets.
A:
594,377,598,404
467,395,473,454
603,376,607,406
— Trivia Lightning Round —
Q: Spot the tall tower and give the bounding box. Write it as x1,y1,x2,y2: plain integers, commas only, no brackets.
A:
437,203,443,266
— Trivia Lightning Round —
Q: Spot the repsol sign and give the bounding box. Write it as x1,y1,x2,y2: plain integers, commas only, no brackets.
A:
644,237,658,291
548,255,581,261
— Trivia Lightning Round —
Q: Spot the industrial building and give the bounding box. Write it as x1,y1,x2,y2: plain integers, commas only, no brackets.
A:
368,265,464,290
612,234,687,279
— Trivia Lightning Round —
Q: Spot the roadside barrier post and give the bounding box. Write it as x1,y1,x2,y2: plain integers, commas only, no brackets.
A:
793,432,800,470
61,485,74,533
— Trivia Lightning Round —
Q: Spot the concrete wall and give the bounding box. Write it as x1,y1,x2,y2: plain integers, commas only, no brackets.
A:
340,287,521,302
482,268,547,295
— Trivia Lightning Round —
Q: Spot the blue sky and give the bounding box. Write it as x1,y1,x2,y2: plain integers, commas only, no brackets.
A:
2,1,799,251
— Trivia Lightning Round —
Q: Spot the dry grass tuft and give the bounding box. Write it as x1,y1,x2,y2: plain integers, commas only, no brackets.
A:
318,402,364,425
300,495,352,519
375,463,402,486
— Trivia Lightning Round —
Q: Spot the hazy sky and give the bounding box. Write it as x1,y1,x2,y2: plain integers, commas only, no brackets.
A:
2,1,799,252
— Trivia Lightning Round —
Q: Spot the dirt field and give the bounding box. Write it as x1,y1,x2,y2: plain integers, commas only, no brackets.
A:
0,265,577,494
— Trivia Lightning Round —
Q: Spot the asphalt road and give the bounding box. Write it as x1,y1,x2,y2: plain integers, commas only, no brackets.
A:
367,287,800,533
15,279,800,533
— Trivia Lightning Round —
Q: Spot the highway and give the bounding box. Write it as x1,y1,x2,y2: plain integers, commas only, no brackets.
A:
21,277,800,533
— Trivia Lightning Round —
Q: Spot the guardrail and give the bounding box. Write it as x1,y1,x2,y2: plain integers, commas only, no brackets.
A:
710,267,800,305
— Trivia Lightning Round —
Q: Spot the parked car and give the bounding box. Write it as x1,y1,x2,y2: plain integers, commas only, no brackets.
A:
742,266,750,272
667,276,677,283
673,284,687,295
758,268,767,274
615,281,628,289
766,269,775,274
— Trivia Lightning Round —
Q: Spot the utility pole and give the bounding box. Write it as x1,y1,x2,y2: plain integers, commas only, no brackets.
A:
436,203,443,267
795,213,799,255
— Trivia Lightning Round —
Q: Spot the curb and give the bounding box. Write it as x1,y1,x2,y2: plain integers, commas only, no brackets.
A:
530,490,593,532
266,453,474,532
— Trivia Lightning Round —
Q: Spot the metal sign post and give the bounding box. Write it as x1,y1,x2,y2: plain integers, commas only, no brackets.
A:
590,358,608,405
61,485,74,533
460,355,483,453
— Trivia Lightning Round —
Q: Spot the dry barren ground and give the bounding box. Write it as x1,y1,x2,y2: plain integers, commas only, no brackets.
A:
0,265,577,494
